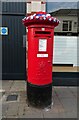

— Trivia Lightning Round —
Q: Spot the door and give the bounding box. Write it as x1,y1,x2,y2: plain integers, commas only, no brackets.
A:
2,2,26,80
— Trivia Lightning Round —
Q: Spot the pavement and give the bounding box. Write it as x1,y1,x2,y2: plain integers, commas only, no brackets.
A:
0,80,77,119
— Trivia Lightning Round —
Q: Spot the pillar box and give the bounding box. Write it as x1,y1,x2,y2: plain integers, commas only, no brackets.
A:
22,11,59,108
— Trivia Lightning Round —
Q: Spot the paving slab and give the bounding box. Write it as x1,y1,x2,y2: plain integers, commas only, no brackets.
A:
54,87,75,98
4,115,19,118
58,111,77,118
2,81,14,92
6,102,19,117
19,91,27,103
0,92,2,100
10,81,26,92
2,103,8,117
0,103,2,120
69,87,77,97
69,87,77,92
18,104,26,116
0,80,2,90
1,81,77,118
43,111,59,118
60,98,77,113
65,111,77,118
43,102,65,118
58,112,67,118
53,95,61,105
21,106,43,118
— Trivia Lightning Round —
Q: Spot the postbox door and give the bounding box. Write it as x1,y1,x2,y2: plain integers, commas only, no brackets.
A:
28,37,54,85
28,28,54,86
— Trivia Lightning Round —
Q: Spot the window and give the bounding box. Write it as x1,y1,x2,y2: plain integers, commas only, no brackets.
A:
69,21,72,31
74,22,77,27
63,21,72,31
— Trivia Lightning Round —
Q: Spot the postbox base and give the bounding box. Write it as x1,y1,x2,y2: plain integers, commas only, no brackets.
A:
27,82,52,108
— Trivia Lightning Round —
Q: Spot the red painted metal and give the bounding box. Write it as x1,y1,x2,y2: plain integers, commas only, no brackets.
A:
22,12,59,86
28,25,54,85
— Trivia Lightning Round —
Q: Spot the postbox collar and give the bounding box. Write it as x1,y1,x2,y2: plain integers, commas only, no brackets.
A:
22,11,60,27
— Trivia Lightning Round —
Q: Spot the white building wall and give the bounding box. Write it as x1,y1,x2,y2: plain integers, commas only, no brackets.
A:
77,38,79,66
54,16,77,33
53,36,78,66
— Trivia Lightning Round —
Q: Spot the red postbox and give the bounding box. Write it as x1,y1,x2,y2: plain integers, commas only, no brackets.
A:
22,12,59,108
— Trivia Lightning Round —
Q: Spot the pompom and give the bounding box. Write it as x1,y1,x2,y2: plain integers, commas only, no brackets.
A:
48,18,52,21
46,14,51,17
26,16,29,20
30,15,34,20
36,16,39,19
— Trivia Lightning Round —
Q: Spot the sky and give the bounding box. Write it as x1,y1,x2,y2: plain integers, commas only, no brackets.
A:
47,2,78,13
